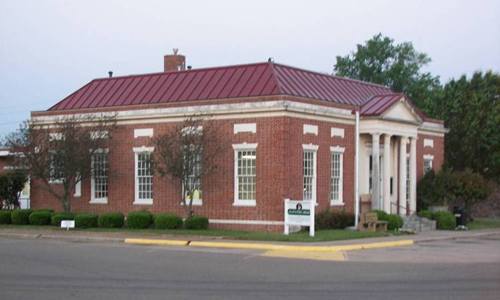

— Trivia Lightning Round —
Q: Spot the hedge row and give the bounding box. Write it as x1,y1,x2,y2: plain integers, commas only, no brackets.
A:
0,209,207,230
315,210,355,230
418,210,456,230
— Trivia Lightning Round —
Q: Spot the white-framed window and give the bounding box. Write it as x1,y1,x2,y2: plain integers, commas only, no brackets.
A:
133,147,154,205
49,152,63,184
183,149,202,206
90,149,108,204
330,146,345,205
423,155,434,174
233,143,258,206
302,144,318,203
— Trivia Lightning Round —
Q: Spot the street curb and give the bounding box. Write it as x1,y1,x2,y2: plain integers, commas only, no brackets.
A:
0,232,124,243
414,231,500,244
125,238,414,252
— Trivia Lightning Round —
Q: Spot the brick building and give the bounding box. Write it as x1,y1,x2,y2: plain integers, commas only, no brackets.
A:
30,52,446,231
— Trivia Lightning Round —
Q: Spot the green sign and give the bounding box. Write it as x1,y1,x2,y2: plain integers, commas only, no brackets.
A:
287,208,310,216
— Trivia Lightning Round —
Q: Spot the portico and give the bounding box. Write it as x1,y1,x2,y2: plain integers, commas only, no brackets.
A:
358,96,422,216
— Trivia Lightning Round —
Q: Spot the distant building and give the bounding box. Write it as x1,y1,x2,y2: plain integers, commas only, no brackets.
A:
29,51,446,231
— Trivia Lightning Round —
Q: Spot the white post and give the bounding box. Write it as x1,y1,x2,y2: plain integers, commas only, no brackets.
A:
284,198,289,235
354,111,360,228
399,136,408,216
309,199,315,237
371,133,380,210
383,134,392,213
410,137,417,214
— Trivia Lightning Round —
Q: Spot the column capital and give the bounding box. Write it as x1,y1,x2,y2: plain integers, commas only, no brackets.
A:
400,136,409,144
384,134,392,141
371,132,381,138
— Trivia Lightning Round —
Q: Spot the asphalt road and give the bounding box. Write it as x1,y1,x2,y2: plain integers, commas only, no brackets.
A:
0,236,499,300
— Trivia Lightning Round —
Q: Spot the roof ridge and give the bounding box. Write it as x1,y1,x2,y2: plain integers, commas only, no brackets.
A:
272,62,392,90
91,61,271,81
267,62,283,94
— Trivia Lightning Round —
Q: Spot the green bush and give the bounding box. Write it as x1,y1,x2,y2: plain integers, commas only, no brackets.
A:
29,211,52,225
11,209,32,225
418,210,434,219
75,213,98,228
433,211,456,230
154,213,183,230
127,211,153,229
0,210,12,224
98,212,124,228
315,210,355,230
51,212,75,226
374,210,403,230
184,215,209,230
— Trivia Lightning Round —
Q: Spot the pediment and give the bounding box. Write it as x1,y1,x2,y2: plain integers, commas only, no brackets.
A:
381,98,422,124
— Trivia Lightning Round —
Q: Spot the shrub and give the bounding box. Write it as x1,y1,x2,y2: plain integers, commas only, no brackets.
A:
75,213,98,228
34,209,55,214
154,213,183,230
184,216,209,230
374,210,403,230
418,210,434,219
433,211,456,230
11,209,32,225
98,212,124,228
127,211,153,229
315,210,354,230
29,211,52,225
51,212,75,226
0,210,12,224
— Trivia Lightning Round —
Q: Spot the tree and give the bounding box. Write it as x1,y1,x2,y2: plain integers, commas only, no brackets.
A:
430,71,500,180
0,169,28,209
454,169,491,220
417,169,460,210
152,115,224,218
6,114,116,212
334,33,441,114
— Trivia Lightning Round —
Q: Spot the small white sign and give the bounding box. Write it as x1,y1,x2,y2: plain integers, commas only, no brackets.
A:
284,199,315,237
60,220,75,231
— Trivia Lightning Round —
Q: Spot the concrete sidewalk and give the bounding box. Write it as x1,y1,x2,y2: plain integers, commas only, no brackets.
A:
1,226,499,249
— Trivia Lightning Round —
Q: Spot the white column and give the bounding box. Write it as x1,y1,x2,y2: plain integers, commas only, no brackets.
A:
399,136,408,216
371,133,380,210
383,134,392,213
409,137,417,214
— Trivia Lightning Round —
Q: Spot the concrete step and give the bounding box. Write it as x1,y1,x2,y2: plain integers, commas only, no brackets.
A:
402,214,436,232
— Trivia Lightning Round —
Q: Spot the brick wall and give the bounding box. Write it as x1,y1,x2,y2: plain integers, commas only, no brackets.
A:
30,115,357,231
416,134,445,180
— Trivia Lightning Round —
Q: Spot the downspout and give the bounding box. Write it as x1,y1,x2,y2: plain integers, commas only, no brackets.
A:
354,109,360,228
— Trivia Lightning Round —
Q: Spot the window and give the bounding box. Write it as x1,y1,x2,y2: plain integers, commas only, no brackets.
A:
49,152,63,183
90,150,108,203
183,150,202,205
302,144,318,202
423,156,433,174
233,143,258,206
134,147,154,204
330,146,345,205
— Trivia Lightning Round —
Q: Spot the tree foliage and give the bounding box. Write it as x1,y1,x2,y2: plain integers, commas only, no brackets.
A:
5,115,116,212
334,33,441,114
0,169,28,209
152,115,225,218
430,71,500,180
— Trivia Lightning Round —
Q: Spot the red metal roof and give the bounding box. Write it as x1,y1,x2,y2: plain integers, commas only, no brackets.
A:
359,93,404,116
48,62,396,112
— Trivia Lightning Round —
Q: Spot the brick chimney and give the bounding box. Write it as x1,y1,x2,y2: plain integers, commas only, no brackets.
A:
164,48,186,72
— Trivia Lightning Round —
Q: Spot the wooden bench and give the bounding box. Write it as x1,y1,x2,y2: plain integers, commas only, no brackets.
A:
358,212,388,232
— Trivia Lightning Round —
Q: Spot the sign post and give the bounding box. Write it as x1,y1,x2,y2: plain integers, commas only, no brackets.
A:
284,198,315,237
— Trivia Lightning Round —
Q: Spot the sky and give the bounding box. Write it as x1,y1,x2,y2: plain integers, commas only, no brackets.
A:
1,0,499,137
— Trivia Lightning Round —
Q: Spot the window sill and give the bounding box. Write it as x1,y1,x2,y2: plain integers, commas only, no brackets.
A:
330,201,344,206
233,200,256,207
133,199,153,205
90,199,108,204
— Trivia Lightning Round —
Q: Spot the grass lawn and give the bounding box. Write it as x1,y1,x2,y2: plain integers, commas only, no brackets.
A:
0,224,389,242
467,218,500,230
